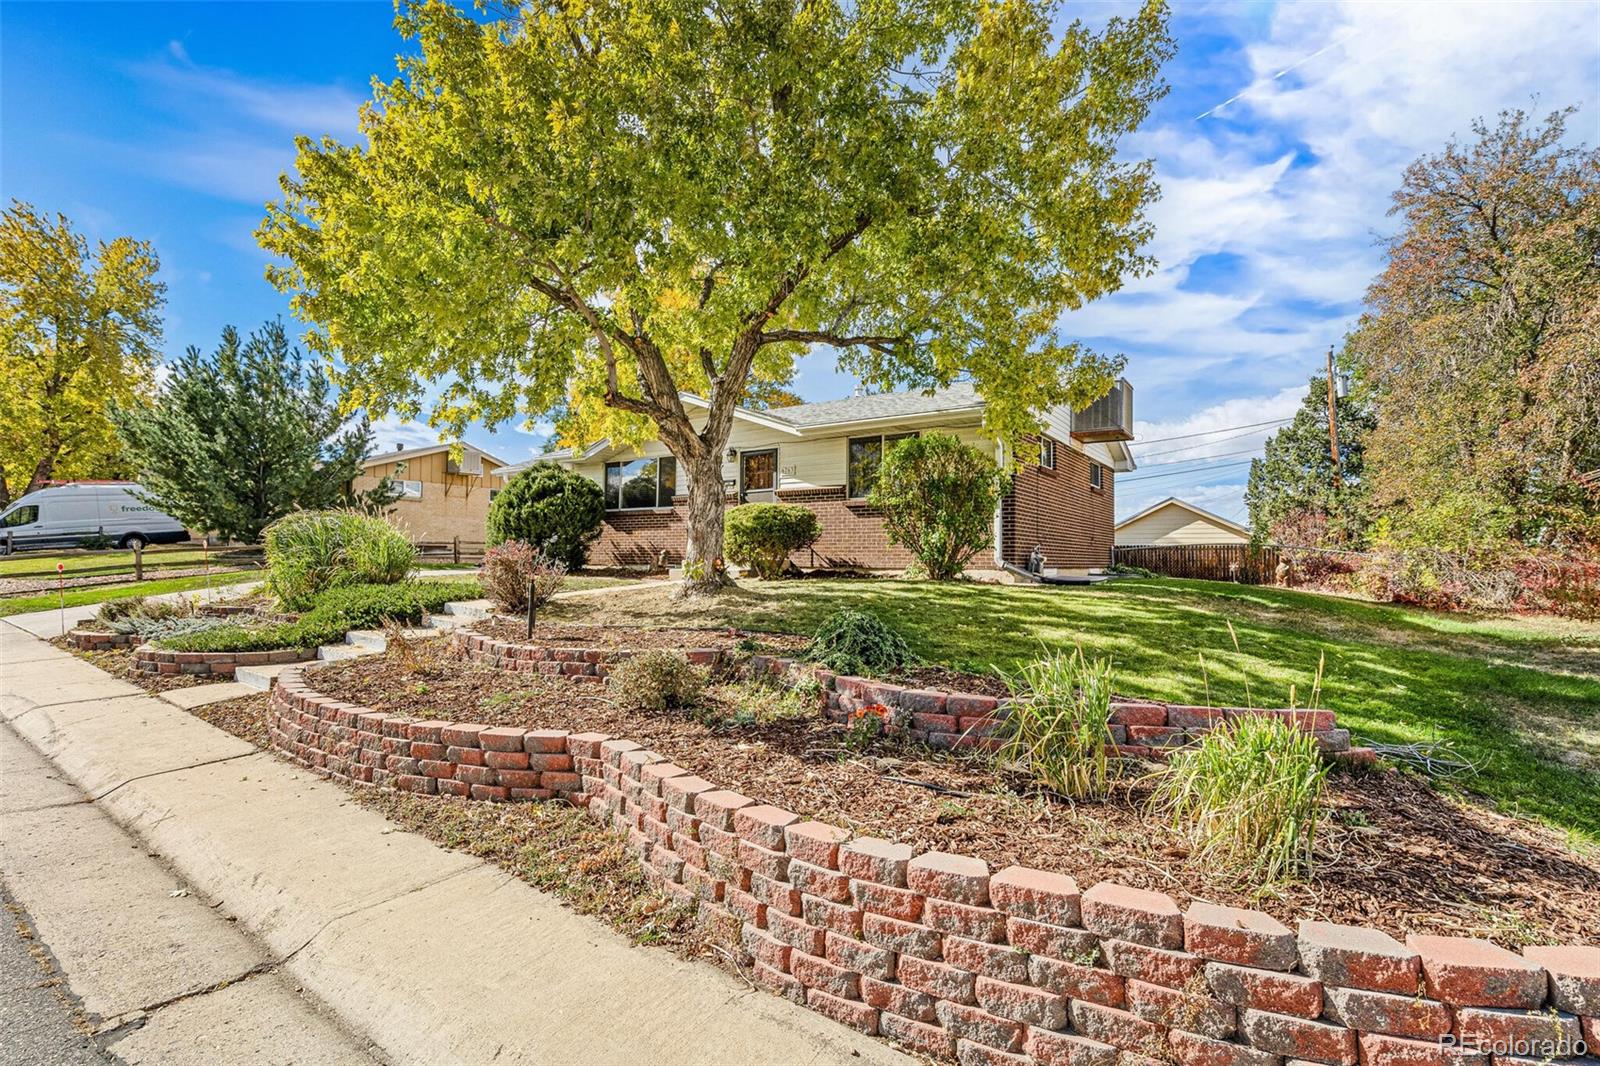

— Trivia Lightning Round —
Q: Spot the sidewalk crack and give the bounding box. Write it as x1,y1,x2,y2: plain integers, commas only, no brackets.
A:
280,863,484,963
92,752,255,802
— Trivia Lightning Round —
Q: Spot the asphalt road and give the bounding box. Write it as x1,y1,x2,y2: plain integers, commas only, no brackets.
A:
0,881,114,1066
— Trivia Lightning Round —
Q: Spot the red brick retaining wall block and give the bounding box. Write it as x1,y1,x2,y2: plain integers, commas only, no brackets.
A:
132,644,313,677
452,628,730,678
66,628,140,651
265,665,1594,1066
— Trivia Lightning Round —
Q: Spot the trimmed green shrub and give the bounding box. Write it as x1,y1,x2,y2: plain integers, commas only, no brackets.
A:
265,510,417,610
158,579,481,652
486,463,605,569
805,608,915,677
724,503,820,579
609,650,707,713
997,648,1118,799
1150,715,1329,883
871,433,1009,580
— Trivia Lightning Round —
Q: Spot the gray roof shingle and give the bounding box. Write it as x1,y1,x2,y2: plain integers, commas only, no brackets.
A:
764,382,982,427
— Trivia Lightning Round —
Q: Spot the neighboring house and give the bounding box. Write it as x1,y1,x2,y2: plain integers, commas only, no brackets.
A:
502,381,1136,573
350,443,510,545
1114,497,1250,547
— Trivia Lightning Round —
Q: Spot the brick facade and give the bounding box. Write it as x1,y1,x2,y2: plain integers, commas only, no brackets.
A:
1002,438,1115,571
586,443,1115,573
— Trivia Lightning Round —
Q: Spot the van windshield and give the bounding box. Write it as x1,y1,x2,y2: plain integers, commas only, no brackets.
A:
2,505,39,527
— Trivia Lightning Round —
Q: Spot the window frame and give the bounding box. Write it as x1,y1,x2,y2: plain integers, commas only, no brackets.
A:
1039,438,1056,470
1089,461,1104,491
604,456,679,511
846,432,917,499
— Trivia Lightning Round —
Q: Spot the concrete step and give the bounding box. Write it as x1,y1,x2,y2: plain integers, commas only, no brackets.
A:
317,644,376,662
424,613,465,631
345,629,388,651
442,599,494,621
236,660,311,691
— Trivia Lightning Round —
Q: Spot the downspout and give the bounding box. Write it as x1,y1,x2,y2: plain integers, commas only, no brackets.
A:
992,438,1007,568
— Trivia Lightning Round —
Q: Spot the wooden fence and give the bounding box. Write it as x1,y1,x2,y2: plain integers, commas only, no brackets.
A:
1113,543,1281,584
0,542,266,583
415,539,488,566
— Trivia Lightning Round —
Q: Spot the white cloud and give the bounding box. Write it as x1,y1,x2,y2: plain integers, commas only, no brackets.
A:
1068,0,1600,427
369,416,443,453
1131,384,1306,466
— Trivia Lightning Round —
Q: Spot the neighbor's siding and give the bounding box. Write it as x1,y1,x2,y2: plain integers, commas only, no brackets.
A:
1001,438,1115,570
1114,505,1248,547
350,454,504,545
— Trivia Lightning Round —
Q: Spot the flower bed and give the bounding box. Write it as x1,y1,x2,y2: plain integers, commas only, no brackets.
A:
459,625,1372,764
267,657,1600,1066
133,644,316,677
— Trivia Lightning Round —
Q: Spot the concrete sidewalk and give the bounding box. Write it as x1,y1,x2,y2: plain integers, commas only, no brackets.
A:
1,623,909,1065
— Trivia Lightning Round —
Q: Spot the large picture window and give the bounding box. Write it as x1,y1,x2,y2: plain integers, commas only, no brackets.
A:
605,457,678,510
847,433,916,499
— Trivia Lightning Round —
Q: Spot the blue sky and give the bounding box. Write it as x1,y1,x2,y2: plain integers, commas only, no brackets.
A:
4,1,1597,521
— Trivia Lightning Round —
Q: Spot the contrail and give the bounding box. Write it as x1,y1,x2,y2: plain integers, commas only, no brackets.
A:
1195,31,1363,121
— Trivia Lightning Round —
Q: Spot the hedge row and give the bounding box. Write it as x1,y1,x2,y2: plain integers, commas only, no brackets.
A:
157,580,483,652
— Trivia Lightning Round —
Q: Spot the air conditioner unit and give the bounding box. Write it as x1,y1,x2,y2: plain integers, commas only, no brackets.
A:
447,449,484,476
1071,379,1135,443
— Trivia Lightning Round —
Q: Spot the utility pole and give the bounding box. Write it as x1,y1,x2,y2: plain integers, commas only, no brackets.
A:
1325,346,1342,491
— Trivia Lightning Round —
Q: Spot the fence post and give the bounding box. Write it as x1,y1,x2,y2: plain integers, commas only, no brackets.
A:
134,544,143,582
453,537,461,566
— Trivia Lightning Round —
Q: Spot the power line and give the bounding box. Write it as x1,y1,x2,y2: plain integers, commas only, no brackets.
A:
1137,446,1265,470
1121,458,1259,484
1131,417,1291,447
1135,423,1286,460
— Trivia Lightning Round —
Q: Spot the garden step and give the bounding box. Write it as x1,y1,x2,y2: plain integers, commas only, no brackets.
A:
442,599,495,620
424,614,466,631
317,644,376,662
345,629,389,650
236,660,312,691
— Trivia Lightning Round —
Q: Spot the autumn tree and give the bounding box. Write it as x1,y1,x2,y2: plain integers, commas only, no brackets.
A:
1244,373,1373,545
1349,108,1600,552
0,201,164,506
258,0,1174,590
113,321,377,542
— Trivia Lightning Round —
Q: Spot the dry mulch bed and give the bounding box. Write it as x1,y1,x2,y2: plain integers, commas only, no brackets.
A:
309,640,1600,944
471,618,807,654
53,638,227,694
469,617,1009,696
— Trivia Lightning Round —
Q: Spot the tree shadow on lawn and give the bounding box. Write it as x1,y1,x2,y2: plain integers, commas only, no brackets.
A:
549,577,1600,842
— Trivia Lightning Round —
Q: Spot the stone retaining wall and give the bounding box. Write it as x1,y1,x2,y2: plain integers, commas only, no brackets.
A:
65,628,140,651
453,628,729,678
457,629,1371,764
265,666,1597,1066
132,644,313,677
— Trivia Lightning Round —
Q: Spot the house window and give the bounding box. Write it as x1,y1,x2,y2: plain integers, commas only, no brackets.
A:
847,433,916,498
1040,438,1056,470
605,457,678,510
1089,462,1104,490
396,479,424,500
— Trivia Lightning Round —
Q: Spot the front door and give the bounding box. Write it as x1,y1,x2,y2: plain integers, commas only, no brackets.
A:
740,450,778,503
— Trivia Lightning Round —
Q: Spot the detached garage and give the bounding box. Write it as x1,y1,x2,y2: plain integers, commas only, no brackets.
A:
1114,497,1250,547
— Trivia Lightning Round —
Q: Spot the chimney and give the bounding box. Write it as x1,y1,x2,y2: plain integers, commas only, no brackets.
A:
393,443,403,451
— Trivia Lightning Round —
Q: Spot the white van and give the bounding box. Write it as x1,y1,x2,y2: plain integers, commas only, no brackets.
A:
0,483,189,553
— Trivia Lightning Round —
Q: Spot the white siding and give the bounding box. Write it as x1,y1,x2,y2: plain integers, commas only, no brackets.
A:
1115,504,1249,546
570,417,995,496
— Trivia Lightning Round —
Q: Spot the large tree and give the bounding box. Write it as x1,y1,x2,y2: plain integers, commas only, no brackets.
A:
1244,373,1373,546
113,321,378,542
0,201,164,507
258,0,1173,588
1349,108,1600,552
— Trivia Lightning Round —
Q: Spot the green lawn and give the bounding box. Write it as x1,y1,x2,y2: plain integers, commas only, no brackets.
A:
551,576,1600,842
0,571,261,617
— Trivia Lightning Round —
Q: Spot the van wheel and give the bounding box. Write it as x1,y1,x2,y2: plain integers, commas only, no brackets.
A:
119,534,148,551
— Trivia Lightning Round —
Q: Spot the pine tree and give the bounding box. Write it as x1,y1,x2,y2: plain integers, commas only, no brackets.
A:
113,321,376,541
1244,374,1374,546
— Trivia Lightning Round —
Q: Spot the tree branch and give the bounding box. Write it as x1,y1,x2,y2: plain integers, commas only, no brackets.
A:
758,329,907,355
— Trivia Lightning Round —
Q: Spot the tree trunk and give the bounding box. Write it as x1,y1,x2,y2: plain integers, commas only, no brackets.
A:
680,448,733,593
